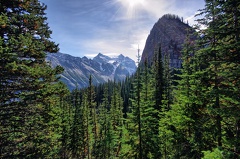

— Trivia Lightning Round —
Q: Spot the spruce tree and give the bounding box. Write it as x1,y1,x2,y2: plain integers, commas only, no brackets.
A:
141,59,160,158
97,84,111,158
198,0,239,155
82,91,92,159
69,89,86,158
87,75,99,158
215,1,240,157
195,0,240,157
170,29,210,158
0,0,64,158
153,43,164,111
158,52,173,159
162,52,173,111
110,82,124,157
123,49,143,158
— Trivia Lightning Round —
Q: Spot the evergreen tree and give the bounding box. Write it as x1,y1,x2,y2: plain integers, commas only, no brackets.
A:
153,44,164,111
196,1,240,157
69,89,86,158
215,1,240,157
149,44,164,157
97,84,112,159
123,49,143,158
41,81,70,158
87,75,99,158
162,52,173,111
141,59,160,158
124,46,163,158
0,0,65,158
82,91,92,159
195,0,226,151
168,29,210,158
121,76,134,117
59,87,72,159
110,82,124,157
158,52,174,159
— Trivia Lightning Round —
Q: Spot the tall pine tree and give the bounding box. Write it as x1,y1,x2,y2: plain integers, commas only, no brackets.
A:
0,0,65,158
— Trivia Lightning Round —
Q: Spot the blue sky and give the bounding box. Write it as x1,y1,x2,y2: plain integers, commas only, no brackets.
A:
40,0,205,61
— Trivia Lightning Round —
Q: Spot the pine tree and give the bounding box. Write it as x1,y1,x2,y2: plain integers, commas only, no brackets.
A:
82,91,92,159
123,48,143,158
194,0,240,157
158,52,174,157
110,82,124,157
141,59,160,158
153,43,164,111
87,75,99,158
215,1,240,157
0,0,64,158
69,89,86,158
195,0,225,150
148,44,164,157
97,84,111,158
59,87,72,159
158,52,173,159
171,29,210,158
41,81,70,158
124,46,164,158
162,52,173,111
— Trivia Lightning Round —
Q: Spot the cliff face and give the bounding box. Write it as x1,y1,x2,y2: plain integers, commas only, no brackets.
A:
141,14,194,68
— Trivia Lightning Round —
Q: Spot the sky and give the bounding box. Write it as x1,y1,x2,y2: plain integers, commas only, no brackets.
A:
40,0,205,61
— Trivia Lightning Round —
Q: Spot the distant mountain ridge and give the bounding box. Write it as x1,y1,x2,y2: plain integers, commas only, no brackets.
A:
46,53,137,90
141,14,195,67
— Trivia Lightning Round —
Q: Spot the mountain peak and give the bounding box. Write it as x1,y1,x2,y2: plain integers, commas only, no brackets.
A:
96,52,104,57
93,53,111,63
141,14,194,68
46,53,137,90
161,14,183,22
118,54,125,59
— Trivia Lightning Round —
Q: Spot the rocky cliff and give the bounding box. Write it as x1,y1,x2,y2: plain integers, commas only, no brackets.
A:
141,14,194,68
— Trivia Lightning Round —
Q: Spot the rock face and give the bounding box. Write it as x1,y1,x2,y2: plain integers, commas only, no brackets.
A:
46,53,136,90
141,14,194,68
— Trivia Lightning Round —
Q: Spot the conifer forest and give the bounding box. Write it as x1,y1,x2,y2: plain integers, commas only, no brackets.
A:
0,0,240,158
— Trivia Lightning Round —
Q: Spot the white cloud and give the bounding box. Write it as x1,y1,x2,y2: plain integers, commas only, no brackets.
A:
84,53,98,58
43,0,205,62
81,23,149,62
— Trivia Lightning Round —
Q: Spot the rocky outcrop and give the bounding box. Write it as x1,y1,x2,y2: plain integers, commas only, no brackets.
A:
141,14,194,68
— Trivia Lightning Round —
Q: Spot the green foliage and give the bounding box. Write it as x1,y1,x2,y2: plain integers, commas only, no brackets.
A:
0,0,70,158
1,0,239,158
202,148,224,159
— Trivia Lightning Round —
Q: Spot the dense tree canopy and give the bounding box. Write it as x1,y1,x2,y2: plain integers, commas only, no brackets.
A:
0,0,68,158
0,0,239,158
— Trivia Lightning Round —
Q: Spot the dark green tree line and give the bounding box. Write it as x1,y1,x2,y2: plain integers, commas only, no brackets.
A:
1,0,240,158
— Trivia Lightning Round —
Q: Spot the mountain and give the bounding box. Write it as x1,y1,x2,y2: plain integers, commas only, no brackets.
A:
46,53,136,90
141,14,195,67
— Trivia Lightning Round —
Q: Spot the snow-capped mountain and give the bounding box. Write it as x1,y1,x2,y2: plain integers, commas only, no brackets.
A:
46,53,137,90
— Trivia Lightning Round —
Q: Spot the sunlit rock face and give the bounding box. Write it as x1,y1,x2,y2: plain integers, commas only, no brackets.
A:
46,52,136,90
141,14,195,68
